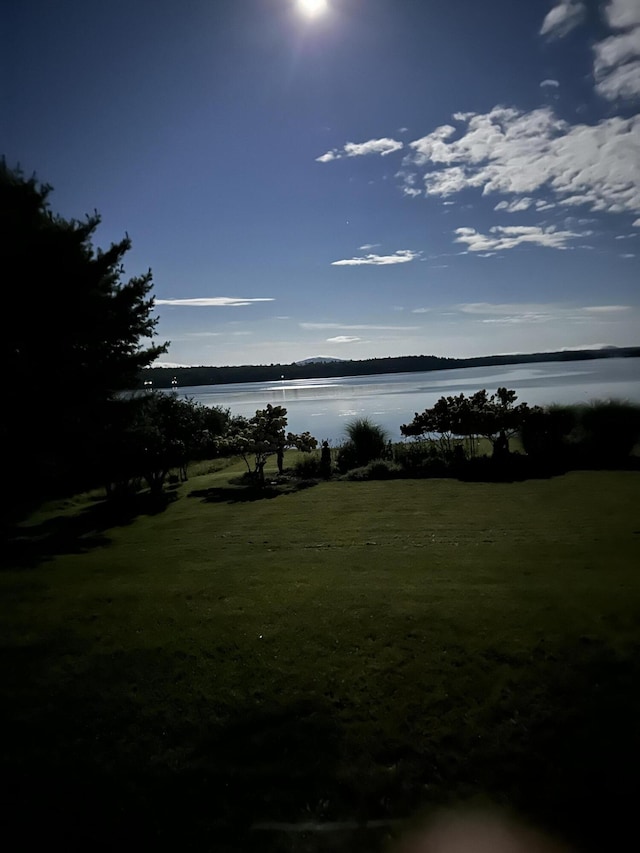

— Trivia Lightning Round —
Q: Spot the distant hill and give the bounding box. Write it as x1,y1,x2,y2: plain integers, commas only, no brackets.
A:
294,356,346,365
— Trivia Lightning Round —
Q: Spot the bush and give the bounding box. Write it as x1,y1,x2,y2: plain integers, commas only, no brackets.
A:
336,441,358,474
394,440,448,475
520,400,640,469
292,454,323,479
579,400,640,464
520,405,577,465
342,459,402,481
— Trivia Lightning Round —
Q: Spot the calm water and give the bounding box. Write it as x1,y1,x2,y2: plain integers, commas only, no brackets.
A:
172,357,640,443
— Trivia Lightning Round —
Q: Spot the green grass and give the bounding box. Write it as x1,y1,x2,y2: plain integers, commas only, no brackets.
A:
2,458,639,851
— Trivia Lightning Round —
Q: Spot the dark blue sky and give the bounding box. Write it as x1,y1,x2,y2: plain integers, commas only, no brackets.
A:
4,0,639,364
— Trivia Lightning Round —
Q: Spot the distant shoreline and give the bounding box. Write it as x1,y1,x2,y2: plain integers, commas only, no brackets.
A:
140,346,640,389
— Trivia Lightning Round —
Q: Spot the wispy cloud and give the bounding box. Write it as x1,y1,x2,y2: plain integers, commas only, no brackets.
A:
331,249,420,266
358,243,381,250
540,78,560,88
582,305,630,312
457,302,632,324
411,307,431,314
400,106,640,215
454,225,581,252
156,297,274,307
316,137,403,162
326,335,361,343
300,323,420,331
494,197,535,213
540,1,586,40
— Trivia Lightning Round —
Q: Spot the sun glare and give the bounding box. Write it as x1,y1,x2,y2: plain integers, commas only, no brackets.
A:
298,0,328,17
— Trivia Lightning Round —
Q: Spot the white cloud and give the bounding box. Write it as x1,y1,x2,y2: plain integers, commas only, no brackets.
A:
494,197,535,213
300,323,419,330
411,307,431,313
155,297,274,307
605,0,640,29
595,58,640,100
621,252,636,257
540,79,560,88
402,106,640,215
593,24,640,100
594,26,640,75
540,1,586,40
316,150,339,163
633,218,640,226
358,242,381,250
331,249,420,266
454,225,581,252
316,137,403,162
326,335,361,343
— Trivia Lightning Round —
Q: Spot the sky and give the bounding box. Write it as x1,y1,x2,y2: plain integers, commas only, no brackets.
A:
3,0,640,366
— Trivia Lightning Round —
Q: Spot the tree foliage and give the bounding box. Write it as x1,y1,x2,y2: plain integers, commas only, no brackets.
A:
220,404,317,484
401,388,531,458
100,394,231,498
1,161,168,504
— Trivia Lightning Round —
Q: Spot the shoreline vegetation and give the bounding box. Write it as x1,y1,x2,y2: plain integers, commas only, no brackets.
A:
141,345,640,388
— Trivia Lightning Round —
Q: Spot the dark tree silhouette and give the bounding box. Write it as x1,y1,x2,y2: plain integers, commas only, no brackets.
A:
1,161,168,509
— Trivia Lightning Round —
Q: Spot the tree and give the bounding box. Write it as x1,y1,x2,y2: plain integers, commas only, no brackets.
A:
401,388,530,459
220,404,317,484
1,162,168,505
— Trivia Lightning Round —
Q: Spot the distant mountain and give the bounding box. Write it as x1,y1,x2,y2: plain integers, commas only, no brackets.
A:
294,356,347,365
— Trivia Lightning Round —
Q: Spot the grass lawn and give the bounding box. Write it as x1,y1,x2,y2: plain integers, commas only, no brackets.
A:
2,459,639,851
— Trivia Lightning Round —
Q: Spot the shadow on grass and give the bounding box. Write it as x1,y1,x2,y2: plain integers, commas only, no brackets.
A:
2,490,177,569
1,637,639,851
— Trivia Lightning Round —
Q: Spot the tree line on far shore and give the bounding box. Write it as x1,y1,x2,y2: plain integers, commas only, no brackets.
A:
141,346,640,389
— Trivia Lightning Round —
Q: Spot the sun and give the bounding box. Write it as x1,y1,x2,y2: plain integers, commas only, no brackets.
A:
297,0,328,17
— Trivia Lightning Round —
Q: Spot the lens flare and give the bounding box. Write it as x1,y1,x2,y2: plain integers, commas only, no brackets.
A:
298,0,328,17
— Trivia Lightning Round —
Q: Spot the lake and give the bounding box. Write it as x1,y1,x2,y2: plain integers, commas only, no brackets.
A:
172,357,640,443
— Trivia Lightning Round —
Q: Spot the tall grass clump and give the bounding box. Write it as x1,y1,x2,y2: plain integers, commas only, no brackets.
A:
338,417,389,472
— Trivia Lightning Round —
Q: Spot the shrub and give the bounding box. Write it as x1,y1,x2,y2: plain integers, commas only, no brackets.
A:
394,440,447,475
520,400,640,468
292,454,323,479
579,400,640,464
336,441,359,474
520,405,578,465
343,459,402,481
